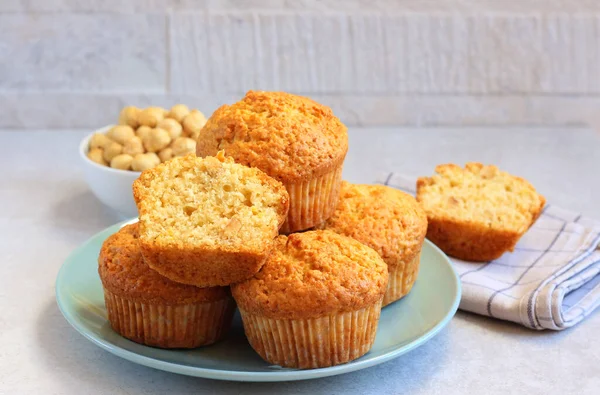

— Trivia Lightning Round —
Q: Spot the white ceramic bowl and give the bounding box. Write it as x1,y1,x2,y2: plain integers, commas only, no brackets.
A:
79,126,141,218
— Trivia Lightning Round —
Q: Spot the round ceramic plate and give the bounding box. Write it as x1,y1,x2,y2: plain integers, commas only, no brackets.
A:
56,219,461,382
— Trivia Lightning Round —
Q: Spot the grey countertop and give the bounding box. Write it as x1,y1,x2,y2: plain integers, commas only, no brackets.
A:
2,128,600,394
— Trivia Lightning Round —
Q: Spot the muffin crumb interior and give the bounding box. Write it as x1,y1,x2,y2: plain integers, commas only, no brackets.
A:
137,154,284,248
417,163,544,233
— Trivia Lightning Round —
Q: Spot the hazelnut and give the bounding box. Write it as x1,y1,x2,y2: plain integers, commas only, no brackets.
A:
89,133,113,150
142,128,171,152
87,148,107,166
106,125,135,145
167,104,190,123
158,147,174,163
157,118,183,140
171,137,196,157
122,136,144,156
110,154,134,170
103,141,123,162
137,107,166,128
132,153,160,172
118,106,140,129
146,152,161,166
182,111,206,139
136,125,152,140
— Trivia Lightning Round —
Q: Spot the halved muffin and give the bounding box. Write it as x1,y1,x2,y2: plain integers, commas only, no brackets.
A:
133,153,289,287
232,230,388,369
319,182,427,306
416,163,545,261
98,223,236,348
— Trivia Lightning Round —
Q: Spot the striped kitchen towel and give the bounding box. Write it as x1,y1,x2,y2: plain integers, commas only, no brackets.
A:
379,173,600,330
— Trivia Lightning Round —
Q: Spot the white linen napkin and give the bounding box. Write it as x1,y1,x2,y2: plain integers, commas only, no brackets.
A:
378,173,600,330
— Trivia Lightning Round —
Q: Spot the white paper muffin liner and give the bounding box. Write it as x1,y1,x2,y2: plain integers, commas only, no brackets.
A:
280,165,344,234
238,301,383,369
383,252,421,306
104,289,236,348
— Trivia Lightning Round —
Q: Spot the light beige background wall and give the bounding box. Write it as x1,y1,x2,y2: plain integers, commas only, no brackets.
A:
1,0,600,129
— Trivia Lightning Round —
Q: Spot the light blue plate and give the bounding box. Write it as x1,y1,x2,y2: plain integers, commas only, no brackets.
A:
56,219,461,382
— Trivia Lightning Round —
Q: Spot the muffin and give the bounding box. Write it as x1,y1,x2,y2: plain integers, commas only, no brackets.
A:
133,153,289,287
98,223,236,348
231,230,388,369
318,182,427,306
416,162,545,261
196,91,348,233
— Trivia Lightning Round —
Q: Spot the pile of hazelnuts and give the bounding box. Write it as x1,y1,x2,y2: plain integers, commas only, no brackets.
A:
87,105,206,172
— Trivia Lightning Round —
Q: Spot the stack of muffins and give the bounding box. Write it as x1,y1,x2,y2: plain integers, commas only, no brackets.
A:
98,91,428,369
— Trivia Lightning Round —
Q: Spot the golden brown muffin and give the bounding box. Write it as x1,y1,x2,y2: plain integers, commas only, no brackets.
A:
196,91,348,233
133,153,289,287
231,230,388,369
318,182,427,306
416,163,545,262
98,223,236,348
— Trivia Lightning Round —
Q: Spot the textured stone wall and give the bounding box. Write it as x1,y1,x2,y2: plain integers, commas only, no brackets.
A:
1,0,599,129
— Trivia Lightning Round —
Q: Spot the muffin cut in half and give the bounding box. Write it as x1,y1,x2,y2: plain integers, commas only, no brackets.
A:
416,162,545,262
318,182,427,306
133,153,289,287
98,223,236,348
196,90,348,233
231,230,388,369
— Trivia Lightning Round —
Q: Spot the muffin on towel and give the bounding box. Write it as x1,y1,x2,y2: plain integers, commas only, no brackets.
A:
319,182,427,306
196,91,348,233
231,230,388,369
133,153,289,287
98,223,236,348
417,162,545,262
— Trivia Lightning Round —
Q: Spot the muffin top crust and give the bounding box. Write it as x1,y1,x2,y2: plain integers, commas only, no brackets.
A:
232,230,388,319
196,91,348,182
98,223,230,305
320,182,428,269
